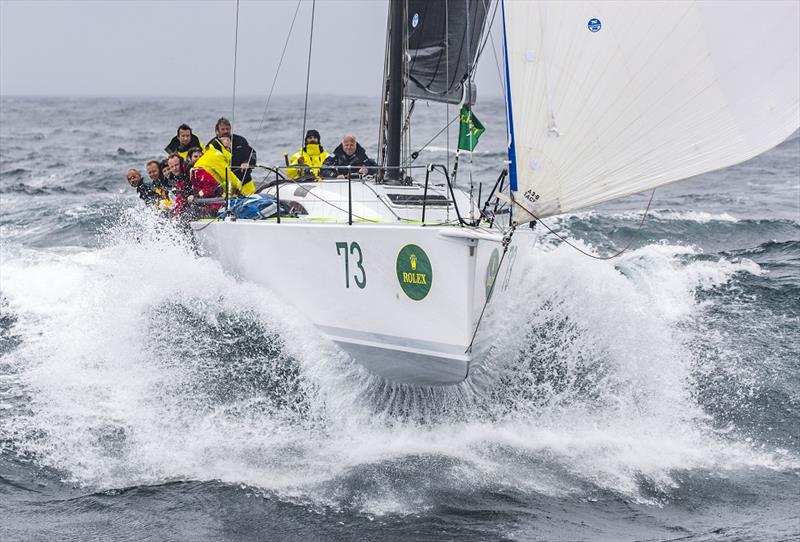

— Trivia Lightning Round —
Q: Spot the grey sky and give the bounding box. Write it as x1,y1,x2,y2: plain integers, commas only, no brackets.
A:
0,0,504,98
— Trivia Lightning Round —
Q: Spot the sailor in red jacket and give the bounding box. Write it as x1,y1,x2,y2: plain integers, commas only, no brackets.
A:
169,153,223,219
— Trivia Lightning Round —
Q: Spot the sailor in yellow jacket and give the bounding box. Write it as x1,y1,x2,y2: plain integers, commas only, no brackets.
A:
286,130,329,180
193,136,255,196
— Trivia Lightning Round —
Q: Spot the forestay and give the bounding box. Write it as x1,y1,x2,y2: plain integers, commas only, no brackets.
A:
502,0,800,220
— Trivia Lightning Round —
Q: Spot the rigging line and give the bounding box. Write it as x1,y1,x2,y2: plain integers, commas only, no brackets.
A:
488,30,506,101
256,0,303,135
465,226,516,353
465,0,474,222
402,0,411,172
301,0,316,146
377,3,392,169
192,216,224,232
401,106,413,169
231,0,241,135
470,0,500,77
445,0,450,175
275,178,384,223
521,189,657,261
409,113,460,160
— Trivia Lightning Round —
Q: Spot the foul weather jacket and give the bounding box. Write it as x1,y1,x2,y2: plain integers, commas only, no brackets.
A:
286,144,329,179
172,170,222,218
164,134,204,160
193,144,253,196
135,182,158,205
320,143,377,178
206,134,257,193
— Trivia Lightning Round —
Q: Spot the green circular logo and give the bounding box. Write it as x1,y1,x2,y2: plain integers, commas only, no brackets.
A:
396,244,433,300
486,247,500,299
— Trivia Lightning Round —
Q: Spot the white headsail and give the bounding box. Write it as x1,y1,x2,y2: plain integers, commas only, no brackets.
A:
502,0,800,220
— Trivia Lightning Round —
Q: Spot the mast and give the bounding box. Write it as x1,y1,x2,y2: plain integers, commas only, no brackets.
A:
385,0,404,184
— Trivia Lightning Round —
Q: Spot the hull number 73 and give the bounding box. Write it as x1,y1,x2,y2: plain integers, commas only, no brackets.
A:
335,241,366,289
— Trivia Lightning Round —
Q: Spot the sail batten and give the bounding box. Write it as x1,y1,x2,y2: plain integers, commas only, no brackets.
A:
503,0,800,220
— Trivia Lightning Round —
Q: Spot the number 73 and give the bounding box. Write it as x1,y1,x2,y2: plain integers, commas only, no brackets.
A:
335,242,366,289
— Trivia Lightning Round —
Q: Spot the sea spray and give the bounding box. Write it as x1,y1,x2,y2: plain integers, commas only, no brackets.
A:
0,187,796,517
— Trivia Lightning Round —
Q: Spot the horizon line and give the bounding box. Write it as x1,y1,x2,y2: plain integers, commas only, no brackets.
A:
0,92,505,100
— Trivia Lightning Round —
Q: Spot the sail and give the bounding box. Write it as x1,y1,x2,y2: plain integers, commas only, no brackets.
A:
406,0,489,104
502,1,800,220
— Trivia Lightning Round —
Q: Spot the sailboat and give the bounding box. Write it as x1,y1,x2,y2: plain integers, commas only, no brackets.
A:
191,0,800,386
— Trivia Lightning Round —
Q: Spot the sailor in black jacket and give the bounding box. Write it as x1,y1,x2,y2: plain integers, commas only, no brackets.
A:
164,124,203,160
320,135,377,178
206,117,257,193
126,169,157,205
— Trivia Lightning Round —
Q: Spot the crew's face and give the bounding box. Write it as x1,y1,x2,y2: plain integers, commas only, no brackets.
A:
162,165,170,177
342,136,356,156
168,157,182,176
216,123,231,138
219,136,232,152
189,150,202,163
178,129,192,147
305,134,319,146
127,170,142,187
146,163,160,181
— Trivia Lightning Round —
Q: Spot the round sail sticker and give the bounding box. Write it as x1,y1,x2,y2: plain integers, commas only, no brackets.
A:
588,18,602,32
486,248,500,300
411,13,419,28
396,244,433,301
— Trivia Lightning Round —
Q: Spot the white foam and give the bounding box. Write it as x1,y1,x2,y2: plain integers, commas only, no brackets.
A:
553,209,740,223
645,209,740,223
0,213,793,516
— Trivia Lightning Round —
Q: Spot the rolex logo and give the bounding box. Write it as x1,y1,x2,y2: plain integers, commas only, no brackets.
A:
397,245,432,301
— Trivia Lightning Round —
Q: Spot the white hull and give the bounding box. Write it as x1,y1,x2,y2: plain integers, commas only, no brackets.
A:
192,218,515,385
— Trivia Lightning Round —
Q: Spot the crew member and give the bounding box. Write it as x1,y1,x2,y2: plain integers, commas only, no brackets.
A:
165,124,203,160
193,135,244,199
184,147,203,171
206,117,256,195
126,168,157,205
287,129,329,180
160,160,173,188
321,134,377,178
168,152,218,218
145,159,172,209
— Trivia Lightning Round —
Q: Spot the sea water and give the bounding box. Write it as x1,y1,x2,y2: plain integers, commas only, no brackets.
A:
0,96,798,541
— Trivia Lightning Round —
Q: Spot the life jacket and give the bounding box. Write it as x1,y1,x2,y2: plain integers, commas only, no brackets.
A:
287,144,329,179
192,145,245,195
153,185,173,209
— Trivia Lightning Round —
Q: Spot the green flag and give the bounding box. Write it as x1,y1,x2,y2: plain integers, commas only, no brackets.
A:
458,106,485,152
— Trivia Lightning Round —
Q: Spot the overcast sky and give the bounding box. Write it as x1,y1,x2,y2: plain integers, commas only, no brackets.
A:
0,0,504,98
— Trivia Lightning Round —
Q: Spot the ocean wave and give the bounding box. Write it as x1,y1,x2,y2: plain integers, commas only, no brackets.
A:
0,217,794,517
725,239,800,259
0,167,29,177
563,209,741,223
648,209,740,223
0,98,796,531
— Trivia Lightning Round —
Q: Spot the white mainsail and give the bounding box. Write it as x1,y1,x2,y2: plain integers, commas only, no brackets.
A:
502,0,800,220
